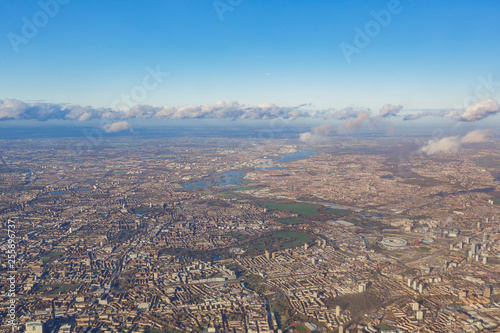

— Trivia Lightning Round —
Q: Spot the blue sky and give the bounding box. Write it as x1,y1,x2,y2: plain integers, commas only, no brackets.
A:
1,0,500,111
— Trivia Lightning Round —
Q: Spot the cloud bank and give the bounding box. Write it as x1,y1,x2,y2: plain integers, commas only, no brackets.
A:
0,99,311,121
444,98,500,122
300,104,408,141
420,129,496,155
2,98,499,126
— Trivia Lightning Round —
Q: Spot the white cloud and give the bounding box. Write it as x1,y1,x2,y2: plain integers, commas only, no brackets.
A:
341,111,372,131
403,111,431,121
420,129,497,155
420,136,461,155
331,107,369,120
102,121,133,133
299,124,334,144
446,98,500,122
379,104,403,118
461,129,496,143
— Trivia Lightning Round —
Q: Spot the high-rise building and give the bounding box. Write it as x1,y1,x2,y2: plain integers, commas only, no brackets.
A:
336,305,341,317
484,286,492,298
471,243,478,256
416,310,424,320
359,283,366,293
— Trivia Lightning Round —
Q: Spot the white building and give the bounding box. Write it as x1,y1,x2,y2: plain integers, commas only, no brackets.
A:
25,321,43,333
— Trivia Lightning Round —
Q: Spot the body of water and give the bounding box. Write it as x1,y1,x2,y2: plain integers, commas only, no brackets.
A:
258,166,286,170
50,190,68,195
182,181,211,189
276,149,315,163
51,189,92,194
215,170,246,187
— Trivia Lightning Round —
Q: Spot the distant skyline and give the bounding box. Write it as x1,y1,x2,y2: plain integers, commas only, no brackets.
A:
1,0,500,112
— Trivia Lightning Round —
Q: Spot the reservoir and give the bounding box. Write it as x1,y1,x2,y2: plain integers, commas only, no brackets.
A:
276,149,315,163
50,190,68,195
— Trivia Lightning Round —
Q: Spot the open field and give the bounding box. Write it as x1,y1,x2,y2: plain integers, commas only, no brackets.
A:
41,251,63,262
245,232,311,252
326,208,353,215
264,202,319,215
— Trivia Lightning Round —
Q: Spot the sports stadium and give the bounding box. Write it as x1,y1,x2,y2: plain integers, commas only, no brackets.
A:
380,237,408,250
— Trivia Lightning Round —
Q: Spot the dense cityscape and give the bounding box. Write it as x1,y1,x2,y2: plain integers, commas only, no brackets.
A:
2,1,500,332
1,133,499,332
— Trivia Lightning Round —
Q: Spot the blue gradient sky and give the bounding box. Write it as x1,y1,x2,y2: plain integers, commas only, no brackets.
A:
1,0,500,111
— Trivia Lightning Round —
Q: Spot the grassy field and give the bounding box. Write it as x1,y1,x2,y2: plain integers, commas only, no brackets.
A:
377,324,393,330
326,208,352,215
277,218,304,225
37,283,72,294
234,187,252,191
293,324,309,333
273,232,311,248
41,251,63,262
50,284,72,294
131,206,163,214
245,232,311,252
264,202,319,215
219,192,239,199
